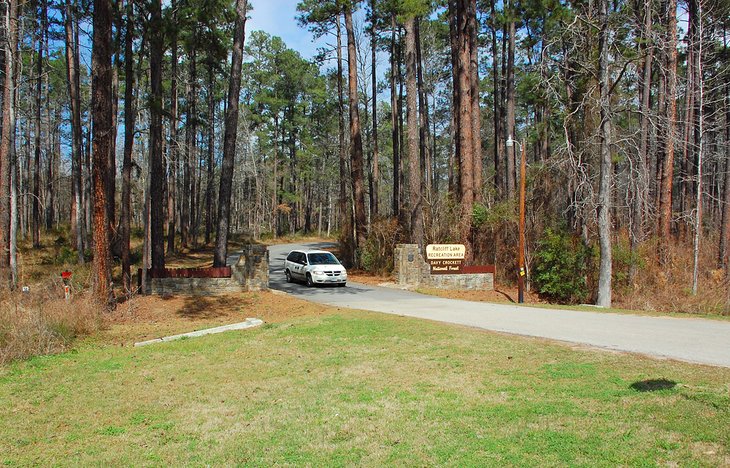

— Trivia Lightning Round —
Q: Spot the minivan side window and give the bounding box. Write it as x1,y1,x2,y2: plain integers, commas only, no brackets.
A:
286,252,296,262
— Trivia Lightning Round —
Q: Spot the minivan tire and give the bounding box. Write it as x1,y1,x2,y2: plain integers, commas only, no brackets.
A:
306,274,314,287
285,269,292,283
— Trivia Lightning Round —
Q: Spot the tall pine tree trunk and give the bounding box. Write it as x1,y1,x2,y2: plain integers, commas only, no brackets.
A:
405,16,423,248
448,0,460,199
505,0,516,200
720,87,730,273
91,0,114,304
120,0,136,292
452,0,475,263
32,9,43,248
658,0,678,263
0,0,19,285
468,2,482,202
630,0,653,283
390,13,401,219
370,0,379,218
213,0,248,267
205,64,215,245
65,0,84,263
415,19,432,198
188,52,198,247
167,0,178,254
344,5,368,256
490,0,503,197
149,0,165,270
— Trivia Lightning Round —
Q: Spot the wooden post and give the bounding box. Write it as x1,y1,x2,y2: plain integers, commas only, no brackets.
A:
518,140,526,304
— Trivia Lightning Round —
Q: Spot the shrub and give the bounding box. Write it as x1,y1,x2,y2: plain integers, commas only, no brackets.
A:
612,238,645,289
532,228,592,304
360,218,404,274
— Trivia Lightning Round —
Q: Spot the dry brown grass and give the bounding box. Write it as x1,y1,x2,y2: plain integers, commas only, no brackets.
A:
0,286,104,365
613,237,730,316
101,290,336,345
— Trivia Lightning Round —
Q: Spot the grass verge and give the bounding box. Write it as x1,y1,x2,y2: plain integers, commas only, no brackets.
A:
1,295,728,465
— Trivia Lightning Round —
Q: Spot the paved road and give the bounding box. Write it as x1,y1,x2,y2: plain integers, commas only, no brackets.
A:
265,243,730,368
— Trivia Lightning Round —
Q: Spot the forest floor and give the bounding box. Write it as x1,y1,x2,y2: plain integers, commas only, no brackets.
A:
1,289,729,465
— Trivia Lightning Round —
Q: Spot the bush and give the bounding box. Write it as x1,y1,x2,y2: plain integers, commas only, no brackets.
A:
532,228,592,304
612,238,645,289
360,218,404,274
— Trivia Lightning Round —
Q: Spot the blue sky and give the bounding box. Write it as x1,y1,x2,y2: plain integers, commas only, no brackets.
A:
246,0,323,60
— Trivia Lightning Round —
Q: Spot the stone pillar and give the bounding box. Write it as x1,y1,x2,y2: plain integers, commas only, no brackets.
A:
232,244,270,291
394,244,431,287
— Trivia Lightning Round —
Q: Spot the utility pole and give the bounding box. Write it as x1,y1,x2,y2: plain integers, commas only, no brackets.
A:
518,139,526,304
508,135,527,304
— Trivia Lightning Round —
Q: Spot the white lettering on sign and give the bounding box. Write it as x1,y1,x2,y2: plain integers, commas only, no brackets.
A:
426,244,466,260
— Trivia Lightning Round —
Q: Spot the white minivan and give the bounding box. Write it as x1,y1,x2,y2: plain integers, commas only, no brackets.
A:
284,250,347,287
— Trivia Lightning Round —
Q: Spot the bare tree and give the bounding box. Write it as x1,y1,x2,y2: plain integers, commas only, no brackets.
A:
596,0,613,307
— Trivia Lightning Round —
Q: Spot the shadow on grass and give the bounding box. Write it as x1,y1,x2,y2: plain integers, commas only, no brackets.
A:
177,296,237,320
630,378,677,392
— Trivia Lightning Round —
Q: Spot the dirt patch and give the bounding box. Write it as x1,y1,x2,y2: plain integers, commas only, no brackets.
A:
101,291,339,345
347,271,394,286
413,285,544,304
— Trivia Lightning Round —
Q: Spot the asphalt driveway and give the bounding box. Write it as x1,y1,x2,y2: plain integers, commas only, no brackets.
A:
262,242,730,368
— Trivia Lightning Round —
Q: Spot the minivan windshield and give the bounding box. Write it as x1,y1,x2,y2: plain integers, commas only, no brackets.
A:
307,252,340,265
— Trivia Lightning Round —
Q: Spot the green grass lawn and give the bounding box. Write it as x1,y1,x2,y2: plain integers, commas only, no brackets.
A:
1,311,729,466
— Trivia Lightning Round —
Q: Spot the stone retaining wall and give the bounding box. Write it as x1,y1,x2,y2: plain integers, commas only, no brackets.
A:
142,244,269,296
394,243,494,290
147,277,243,296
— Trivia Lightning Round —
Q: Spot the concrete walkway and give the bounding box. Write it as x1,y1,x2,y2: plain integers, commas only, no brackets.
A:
268,243,730,368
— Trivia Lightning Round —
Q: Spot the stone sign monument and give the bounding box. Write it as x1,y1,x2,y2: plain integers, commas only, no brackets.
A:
394,244,494,290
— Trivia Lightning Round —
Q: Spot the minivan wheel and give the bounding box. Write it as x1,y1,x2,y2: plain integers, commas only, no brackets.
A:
306,274,314,287
285,269,292,283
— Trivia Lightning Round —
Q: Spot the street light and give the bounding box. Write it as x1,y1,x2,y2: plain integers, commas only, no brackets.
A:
506,135,526,304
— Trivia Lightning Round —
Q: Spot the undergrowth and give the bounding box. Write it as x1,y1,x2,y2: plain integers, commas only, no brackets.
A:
0,285,104,365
